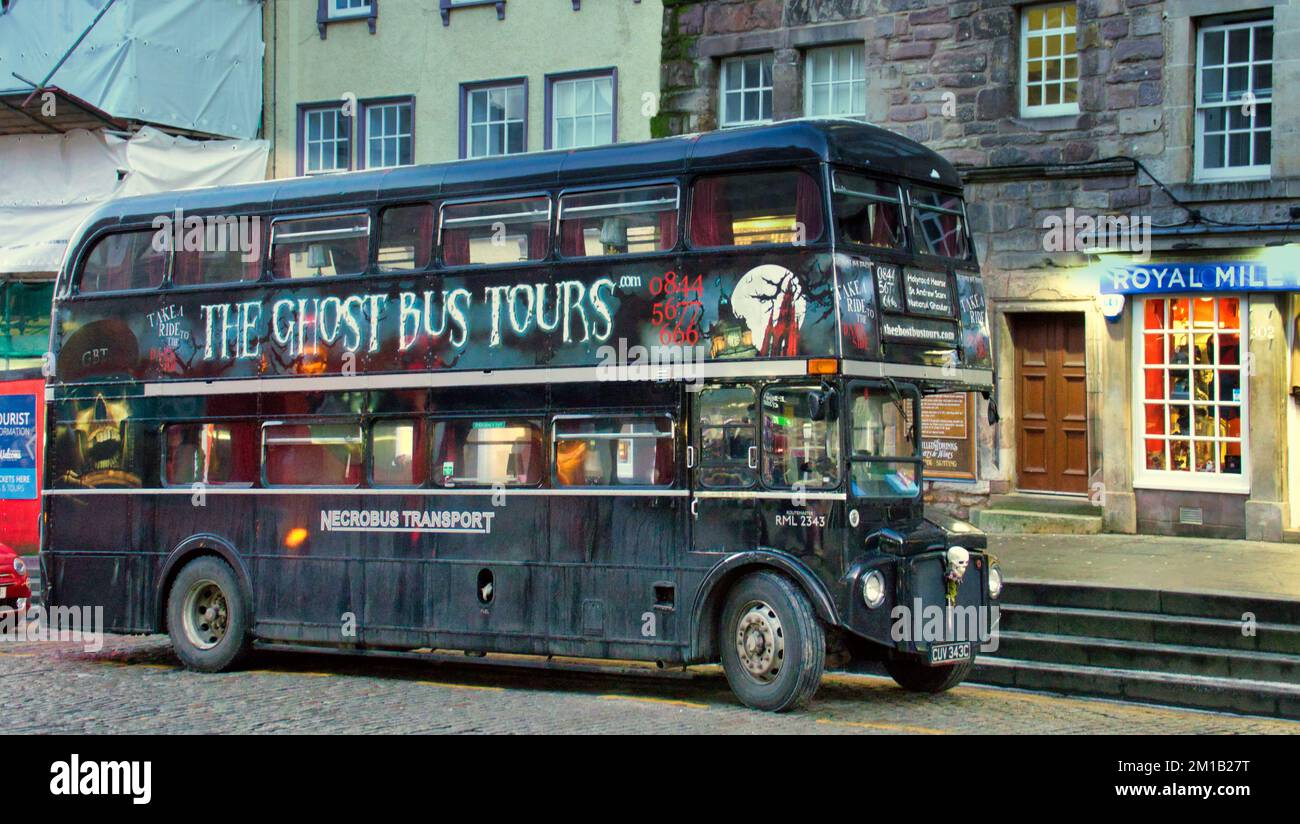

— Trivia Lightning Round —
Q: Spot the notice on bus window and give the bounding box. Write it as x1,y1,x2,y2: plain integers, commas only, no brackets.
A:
0,393,37,499
919,393,977,481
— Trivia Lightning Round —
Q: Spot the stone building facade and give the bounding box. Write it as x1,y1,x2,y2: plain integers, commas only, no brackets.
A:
658,0,1300,540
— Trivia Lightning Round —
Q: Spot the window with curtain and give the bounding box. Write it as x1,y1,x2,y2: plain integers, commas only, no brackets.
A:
164,422,258,487
1137,297,1246,488
689,169,824,248
440,197,550,265
263,422,363,487
805,46,866,118
554,416,675,487
79,230,166,294
832,172,904,249
558,184,678,257
173,220,263,286
377,204,434,271
269,214,370,279
1196,18,1272,181
431,419,542,487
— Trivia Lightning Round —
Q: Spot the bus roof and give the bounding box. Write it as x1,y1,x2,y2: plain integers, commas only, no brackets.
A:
75,119,963,231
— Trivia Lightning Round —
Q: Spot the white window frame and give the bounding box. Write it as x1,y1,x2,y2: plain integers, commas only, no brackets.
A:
362,100,414,169
719,55,774,128
465,83,526,159
551,73,615,150
1019,2,1080,118
302,106,349,175
1194,18,1273,182
1130,295,1250,494
327,0,371,20
804,45,866,119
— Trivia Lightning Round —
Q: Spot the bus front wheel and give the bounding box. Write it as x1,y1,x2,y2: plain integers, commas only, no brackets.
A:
885,657,972,693
719,571,825,712
166,557,252,672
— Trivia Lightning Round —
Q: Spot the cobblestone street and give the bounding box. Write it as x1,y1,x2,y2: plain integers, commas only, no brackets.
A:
2,635,1297,734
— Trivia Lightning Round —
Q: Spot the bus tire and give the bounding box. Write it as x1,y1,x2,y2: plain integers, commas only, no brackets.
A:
719,571,825,712
166,557,252,672
885,657,972,693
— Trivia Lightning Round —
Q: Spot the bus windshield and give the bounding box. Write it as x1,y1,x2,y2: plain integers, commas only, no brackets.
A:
849,383,921,498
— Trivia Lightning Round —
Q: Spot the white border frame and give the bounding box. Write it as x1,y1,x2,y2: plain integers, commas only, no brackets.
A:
1129,295,1251,494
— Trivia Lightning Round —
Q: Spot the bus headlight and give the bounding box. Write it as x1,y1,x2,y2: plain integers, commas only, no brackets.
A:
862,570,886,609
988,565,1003,599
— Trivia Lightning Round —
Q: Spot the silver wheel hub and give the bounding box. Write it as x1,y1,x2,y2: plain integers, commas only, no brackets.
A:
735,600,784,683
181,579,229,651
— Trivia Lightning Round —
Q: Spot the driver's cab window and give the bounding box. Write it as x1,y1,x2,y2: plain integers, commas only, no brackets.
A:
761,385,839,489
697,385,757,488
849,384,919,497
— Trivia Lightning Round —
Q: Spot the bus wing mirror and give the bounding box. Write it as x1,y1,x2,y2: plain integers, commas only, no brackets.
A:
809,387,838,422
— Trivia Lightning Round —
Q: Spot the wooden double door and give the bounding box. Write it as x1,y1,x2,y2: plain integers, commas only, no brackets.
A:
1012,313,1089,494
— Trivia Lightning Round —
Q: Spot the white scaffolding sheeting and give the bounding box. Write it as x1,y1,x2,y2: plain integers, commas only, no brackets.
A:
0,0,264,139
0,127,268,274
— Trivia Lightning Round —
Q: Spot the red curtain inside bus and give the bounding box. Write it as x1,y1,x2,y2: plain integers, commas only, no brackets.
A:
689,169,823,248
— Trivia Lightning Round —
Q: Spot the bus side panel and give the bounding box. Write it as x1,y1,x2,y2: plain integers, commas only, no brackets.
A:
251,492,366,644
548,493,682,659
44,496,156,633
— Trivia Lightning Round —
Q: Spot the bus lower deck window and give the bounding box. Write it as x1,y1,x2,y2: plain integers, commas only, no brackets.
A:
761,387,840,489
697,385,756,489
164,422,258,487
372,419,427,486
263,422,363,486
431,419,542,487
554,416,675,487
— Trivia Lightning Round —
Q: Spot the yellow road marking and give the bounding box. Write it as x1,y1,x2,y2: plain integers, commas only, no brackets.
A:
414,679,504,692
599,694,708,710
816,718,946,735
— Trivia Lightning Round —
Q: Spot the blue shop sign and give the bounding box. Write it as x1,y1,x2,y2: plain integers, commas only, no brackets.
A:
1100,263,1299,295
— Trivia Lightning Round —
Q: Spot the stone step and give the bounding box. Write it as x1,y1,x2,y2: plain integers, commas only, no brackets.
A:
973,508,1103,534
1002,580,1300,624
971,656,1300,719
986,493,1102,518
995,630,1300,684
998,603,1300,655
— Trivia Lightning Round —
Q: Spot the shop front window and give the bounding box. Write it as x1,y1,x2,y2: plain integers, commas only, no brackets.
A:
1136,296,1246,488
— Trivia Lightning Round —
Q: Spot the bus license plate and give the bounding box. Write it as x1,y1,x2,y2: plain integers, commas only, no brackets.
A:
929,642,970,665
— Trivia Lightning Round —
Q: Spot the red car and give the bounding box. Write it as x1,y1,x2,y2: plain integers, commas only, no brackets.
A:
0,543,31,613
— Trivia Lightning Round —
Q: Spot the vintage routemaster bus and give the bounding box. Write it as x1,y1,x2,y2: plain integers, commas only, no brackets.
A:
42,120,999,711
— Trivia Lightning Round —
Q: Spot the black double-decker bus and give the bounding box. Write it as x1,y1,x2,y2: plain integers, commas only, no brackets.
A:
43,120,999,711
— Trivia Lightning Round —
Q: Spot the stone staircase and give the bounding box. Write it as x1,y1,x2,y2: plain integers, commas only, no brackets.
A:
971,580,1300,719
972,493,1103,534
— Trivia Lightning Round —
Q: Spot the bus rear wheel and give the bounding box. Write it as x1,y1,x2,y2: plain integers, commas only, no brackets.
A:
719,571,825,712
166,557,251,672
885,657,972,693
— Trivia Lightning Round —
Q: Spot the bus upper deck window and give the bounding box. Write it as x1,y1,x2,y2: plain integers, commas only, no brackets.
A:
440,197,550,266
269,214,370,279
173,218,264,286
79,230,166,294
689,169,823,248
558,185,678,257
554,416,674,487
909,187,970,260
832,173,904,249
164,422,257,487
377,204,434,272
